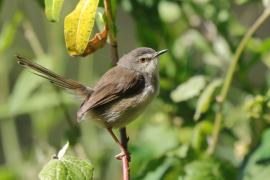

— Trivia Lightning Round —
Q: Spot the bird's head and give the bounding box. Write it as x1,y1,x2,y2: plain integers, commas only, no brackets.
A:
118,47,167,75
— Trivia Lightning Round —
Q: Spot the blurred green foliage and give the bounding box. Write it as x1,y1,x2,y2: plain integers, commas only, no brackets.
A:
0,0,270,179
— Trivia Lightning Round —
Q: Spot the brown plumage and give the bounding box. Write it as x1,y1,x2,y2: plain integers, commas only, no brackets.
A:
16,47,167,160
77,66,145,121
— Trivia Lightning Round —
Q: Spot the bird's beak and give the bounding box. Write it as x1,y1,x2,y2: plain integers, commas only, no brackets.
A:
153,49,168,58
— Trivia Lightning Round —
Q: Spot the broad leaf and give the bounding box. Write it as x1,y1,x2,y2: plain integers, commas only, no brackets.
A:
194,79,222,120
45,0,64,22
80,8,108,56
170,75,206,102
39,156,94,180
64,0,100,56
39,143,94,180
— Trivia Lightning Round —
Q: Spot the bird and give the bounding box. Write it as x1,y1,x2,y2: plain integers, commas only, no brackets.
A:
16,47,167,160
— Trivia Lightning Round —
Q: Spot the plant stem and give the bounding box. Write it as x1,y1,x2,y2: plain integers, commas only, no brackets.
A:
22,21,45,57
104,0,119,65
104,0,130,179
208,8,270,154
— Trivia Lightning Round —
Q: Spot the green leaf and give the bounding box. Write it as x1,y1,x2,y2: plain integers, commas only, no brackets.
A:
194,79,222,120
39,156,94,180
242,128,270,180
0,12,22,53
183,159,225,180
64,0,100,56
39,143,94,180
170,75,206,102
45,0,64,22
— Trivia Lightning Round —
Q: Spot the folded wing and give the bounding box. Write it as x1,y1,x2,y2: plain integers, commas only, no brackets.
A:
77,66,145,120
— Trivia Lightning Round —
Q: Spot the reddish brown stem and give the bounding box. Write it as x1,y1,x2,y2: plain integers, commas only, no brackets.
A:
122,155,129,180
120,128,130,180
106,128,130,180
104,0,130,179
104,0,119,66
110,44,119,66
120,128,129,151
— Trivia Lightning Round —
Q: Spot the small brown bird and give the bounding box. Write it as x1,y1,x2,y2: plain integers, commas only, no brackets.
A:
16,47,167,159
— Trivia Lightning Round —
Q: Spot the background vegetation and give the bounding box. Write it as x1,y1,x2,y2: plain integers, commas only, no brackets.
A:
1,0,270,179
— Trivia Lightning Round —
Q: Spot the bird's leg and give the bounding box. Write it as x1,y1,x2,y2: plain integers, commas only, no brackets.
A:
106,128,130,161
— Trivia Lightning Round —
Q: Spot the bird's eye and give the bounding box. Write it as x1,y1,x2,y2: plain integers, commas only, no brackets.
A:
140,58,147,63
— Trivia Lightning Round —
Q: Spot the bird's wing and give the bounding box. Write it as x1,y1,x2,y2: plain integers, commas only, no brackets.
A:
16,55,93,98
77,66,145,120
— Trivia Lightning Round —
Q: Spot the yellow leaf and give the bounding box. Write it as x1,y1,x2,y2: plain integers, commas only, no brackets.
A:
64,0,100,56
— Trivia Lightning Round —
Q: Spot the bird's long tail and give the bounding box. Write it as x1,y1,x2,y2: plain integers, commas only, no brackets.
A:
16,55,93,98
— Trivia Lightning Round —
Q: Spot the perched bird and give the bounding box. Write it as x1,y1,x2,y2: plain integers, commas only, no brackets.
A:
16,47,167,160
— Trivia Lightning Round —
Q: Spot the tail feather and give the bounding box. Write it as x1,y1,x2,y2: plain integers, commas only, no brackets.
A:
16,55,93,98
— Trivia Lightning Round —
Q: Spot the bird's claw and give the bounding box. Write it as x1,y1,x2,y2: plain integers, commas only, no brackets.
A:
115,150,131,161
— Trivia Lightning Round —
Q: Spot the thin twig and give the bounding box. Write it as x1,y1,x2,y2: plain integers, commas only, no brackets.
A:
104,0,130,179
207,8,270,154
104,0,119,65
